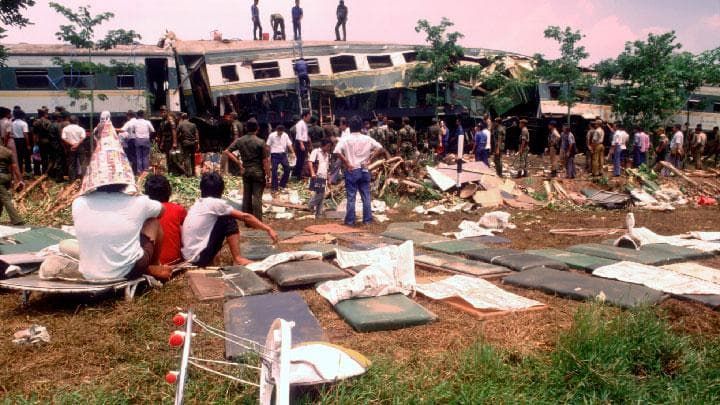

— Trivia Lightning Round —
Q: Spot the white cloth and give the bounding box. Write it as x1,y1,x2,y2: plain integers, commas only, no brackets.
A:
341,127,351,138
266,131,293,154
661,263,720,286
72,193,162,280
333,132,382,170
416,275,543,310
308,148,330,178
295,119,309,142
131,119,155,140
181,197,234,262
11,119,28,139
483,129,491,150
671,131,684,149
613,130,629,150
593,261,720,295
246,251,323,273
121,117,137,139
690,232,720,241
61,124,86,145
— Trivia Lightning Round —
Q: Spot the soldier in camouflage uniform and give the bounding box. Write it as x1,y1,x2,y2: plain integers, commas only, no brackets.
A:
491,117,506,177
398,116,417,161
517,119,530,177
230,112,244,141
177,113,200,177
385,120,398,156
158,106,179,174
368,119,384,144
31,108,52,175
428,118,442,161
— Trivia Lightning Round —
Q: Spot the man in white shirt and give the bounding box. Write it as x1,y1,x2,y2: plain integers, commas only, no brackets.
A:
334,116,390,225
266,124,295,192
182,172,278,266
130,110,155,174
307,139,332,218
292,110,312,179
119,110,137,174
610,122,628,176
61,115,87,181
670,123,684,169
11,110,31,174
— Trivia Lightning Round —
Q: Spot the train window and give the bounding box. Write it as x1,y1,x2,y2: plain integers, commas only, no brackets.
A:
116,75,136,89
367,55,393,69
15,69,50,89
221,65,239,82
548,85,561,100
714,102,720,113
292,58,320,74
63,72,94,89
330,55,357,73
251,62,281,79
402,52,417,63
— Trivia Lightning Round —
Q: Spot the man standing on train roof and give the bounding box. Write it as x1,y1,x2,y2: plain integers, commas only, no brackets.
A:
335,0,348,41
292,0,303,41
251,0,262,40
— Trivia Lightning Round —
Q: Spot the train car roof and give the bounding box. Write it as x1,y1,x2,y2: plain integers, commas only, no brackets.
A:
3,43,172,57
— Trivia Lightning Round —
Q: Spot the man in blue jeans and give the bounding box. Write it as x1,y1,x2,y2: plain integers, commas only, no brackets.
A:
266,125,294,192
333,116,390,226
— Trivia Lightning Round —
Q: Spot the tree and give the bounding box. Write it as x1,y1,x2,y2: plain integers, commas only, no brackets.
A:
49,2,141,131
534,26,593,126
476,57,537,116
0,0,36,66
412,18,481,110
596,32,719,130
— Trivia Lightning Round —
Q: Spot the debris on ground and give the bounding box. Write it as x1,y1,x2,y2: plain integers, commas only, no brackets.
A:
12,325,50,345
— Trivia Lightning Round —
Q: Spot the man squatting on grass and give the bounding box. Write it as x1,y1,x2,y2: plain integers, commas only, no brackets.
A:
181,172,278,267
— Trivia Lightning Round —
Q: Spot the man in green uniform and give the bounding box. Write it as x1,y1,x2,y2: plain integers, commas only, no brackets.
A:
398,116,417,161
48,111,69,182
491,117,506,177
0,143,24,225
158,106,179,174
230,112,244,141
385,120,398,156
177,113,200,177
517,119,530,177
428,118,442,161
31,109,52,176
223,118,270,220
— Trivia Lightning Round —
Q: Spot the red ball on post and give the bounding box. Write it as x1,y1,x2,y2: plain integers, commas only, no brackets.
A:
172,313,187,327
168,331,185,347
165,371,179,384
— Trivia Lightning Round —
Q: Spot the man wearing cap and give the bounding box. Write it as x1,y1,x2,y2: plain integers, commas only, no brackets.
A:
590,120,605,176
177,113,200,177
546,121,561,177
224,118,270,220
491,117,506,176
158,106,179,174
72,120,169,281
266,124,294,192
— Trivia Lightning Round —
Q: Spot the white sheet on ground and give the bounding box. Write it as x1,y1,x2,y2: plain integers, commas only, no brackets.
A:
593,261,720,295
478,211,516,231
661,262,720,286
318,241,415,305
416,275,543,310
0,225,31,239
246,251,323,273
690,232,720,242
426,166,456,191
289,342,370,385
616,227,720,252
454,220,494,239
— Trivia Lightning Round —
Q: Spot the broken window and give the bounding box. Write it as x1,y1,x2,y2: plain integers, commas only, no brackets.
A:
548,85,561,100
221,65,239,82
367,55,393,69
63,72,94,89
292,58,320,74
402,52,417,63
714,102,720,113
252,62,281,79
116,74,136,89
15,69,50,89
330,55,357,73
687,99,701,111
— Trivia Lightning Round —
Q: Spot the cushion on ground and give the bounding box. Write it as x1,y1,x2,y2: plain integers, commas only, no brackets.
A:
423,240,488,255
242,230,300,240
381,228,450,246
241,243,280,261
414,254,510,277
502,267,665,308
386,222,425,230
266,260,348,287
334,294,436,332
464,235,511,245
526,249,617,272
0,227,74,255
492,253,569,272
566,244,674,265
464,248,519,263
221,266,273,297
224,292,325,359
600,239,714,261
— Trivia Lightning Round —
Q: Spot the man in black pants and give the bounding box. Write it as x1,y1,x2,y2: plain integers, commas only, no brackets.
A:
291,0,303,40
251,0,262,40
181,172,278,267
335,0,348,41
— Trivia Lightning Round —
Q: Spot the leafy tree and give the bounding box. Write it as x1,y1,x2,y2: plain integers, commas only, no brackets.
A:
534,26,593,125
412,18,481,108
0,0,35,66
49,2,141,130
596,32,719,130
477,56,537,116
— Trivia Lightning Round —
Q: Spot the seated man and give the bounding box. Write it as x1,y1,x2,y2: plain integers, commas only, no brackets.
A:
145,174,187,265
73,183,166,281
182,172,278,267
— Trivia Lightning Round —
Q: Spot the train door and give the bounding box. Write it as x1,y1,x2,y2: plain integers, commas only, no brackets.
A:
146,58,168,112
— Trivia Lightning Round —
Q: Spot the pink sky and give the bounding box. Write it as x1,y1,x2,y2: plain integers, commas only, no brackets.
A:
3,0,720,64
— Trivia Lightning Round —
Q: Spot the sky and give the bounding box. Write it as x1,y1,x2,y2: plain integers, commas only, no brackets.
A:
3,0,720,64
